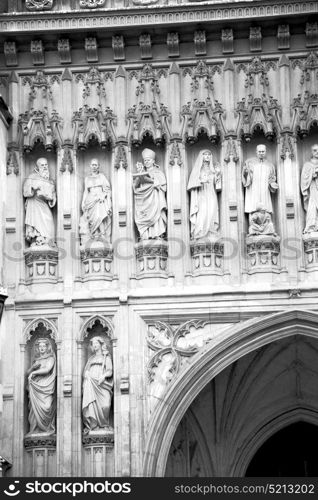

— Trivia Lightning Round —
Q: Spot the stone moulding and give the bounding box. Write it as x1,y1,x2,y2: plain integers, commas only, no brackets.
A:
1,2,317,34
24,435,56,449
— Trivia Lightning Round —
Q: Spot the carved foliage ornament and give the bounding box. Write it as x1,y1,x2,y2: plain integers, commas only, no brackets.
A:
80,0,106,7
26,0,53,10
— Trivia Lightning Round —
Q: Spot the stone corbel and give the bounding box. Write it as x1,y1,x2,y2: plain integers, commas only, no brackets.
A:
30,40,44,66
4,41,18,67
167,32,179,58
112,35,125,61
139,34,152,59
306,22,318,48
57,39,71,65
249,27,262,52
221,29,234,54
194,30,206,56
85,37,98,63
277,25,290,50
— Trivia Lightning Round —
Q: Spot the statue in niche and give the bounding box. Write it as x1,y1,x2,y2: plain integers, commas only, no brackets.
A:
79,158,112,246
301,144,318,234
82,336,113,433
187,149,221,241
242,144,278,235
133,148,167,240
248,203,276,236
26,338,56,435
23,158,57,247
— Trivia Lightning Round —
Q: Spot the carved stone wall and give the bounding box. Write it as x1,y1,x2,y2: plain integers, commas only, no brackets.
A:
0,0,318,479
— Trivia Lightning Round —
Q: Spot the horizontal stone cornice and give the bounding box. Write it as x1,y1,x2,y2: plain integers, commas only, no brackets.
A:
0,0,316,35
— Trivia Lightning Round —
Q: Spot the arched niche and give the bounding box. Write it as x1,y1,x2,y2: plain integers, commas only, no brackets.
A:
143,309,318,477
22,318,58,477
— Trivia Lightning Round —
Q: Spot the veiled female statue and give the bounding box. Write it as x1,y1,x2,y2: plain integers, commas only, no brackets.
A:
187,150,222,240
26,338,56,435
80,159,112,245
82,337,113,433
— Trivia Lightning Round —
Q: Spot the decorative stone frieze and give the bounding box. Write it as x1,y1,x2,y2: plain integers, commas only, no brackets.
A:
221,28,234,54
24,435,56,449
303,233,318,269
167,32,179,58
4,41,17,67
80,0,106,7
190,241,224,275
24,247,59,283
246,235,280,273
57,39,71,64
139,33,152,59
26,0,53,10
135,240,168,276
112,35,125,61
30,40,44,65
194,30,206,56
249,27,262,52
277,25,290,50
80,242,113,281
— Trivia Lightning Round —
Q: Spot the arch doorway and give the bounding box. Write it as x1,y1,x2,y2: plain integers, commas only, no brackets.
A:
246,422,318,477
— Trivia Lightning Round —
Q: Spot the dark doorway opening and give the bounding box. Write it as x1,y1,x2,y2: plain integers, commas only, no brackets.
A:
246,422,318,477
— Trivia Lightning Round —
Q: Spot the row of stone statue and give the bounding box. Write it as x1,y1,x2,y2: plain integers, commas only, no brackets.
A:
23,145,318,248
26,337,113,436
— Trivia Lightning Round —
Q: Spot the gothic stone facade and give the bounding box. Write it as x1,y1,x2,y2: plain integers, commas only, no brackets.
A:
0,0,318,477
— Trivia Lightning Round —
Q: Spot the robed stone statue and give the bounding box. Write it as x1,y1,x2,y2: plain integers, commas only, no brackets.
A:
242,144,278,233
26,338,56,435
133,148,167,240
82,336,113,433
80,158,112,245
23,158,56,246
301,144,318,233
187,149,221,241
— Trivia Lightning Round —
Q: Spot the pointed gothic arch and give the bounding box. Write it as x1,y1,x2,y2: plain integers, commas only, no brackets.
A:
143,309,318,476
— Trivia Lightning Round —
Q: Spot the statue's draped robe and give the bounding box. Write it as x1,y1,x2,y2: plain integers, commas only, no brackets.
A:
242,158,277,214
28,353,56,433
82,353,113,430
301,160,318,232
81,173,111,240
134,168,167,239
23,173,56,242
188,166,221,240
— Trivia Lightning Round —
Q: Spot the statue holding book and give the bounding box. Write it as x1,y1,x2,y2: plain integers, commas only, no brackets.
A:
133,148,167,240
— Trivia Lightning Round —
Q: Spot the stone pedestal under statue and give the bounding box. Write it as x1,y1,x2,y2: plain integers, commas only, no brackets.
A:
303,232,318,269
135,240,168,276
24,245,58,283
246,234,280,273
80,240,113,281
24,433,56,477
82,428,114,476
190,240,224,275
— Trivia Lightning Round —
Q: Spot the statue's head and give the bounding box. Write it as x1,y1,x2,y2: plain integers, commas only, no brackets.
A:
90,158,100,175
201,150,213,163
35,337,51,355
142,148,155,169
256,144,267,160
311,144,318,159
36,158,49,180
90,336,108,354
